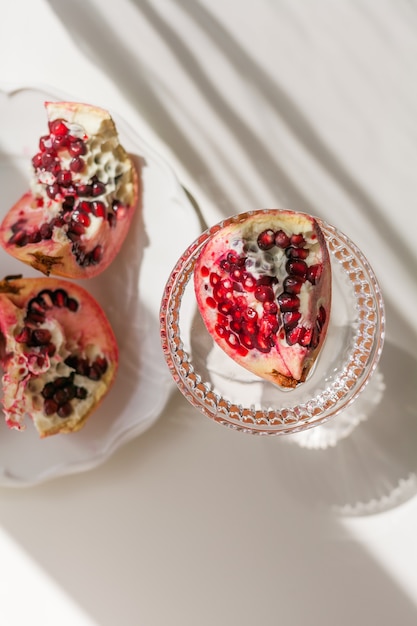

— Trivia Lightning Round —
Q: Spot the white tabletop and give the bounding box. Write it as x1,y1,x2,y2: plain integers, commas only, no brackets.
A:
1,1,417,624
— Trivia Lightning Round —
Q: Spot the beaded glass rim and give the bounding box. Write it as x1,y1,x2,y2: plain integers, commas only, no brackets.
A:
160,212,385,435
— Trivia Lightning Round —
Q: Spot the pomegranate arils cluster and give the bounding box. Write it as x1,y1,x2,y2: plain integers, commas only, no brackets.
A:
20,119,114,265
194,210,332,388
0,101,139,279
0,276,118,437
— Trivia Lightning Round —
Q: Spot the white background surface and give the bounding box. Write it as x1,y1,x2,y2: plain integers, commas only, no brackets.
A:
1,1,417,624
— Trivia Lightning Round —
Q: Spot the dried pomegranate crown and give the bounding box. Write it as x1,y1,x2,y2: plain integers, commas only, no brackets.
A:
0,101,139,278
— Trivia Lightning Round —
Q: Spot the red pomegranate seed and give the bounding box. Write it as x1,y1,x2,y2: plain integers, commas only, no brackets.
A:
277,293,300,311
39,136,53,152
255,285,274,303
76,387,88,399
286,246,309,260
92,181,106,196
242,319,258,336
70,157,85,173
58,402,73,418
68,138,86,157
210,273,221,287
226,252,239,265
218,300,233,315
44,398,59,416
41,152,56,168
67,297,79,312
255,334,273,353
310,327,320,349
52,134,69,150
49,161,61,175
32,153,43,168
257,229,275,250
56,170,72,187
45,343,56,357
219,258,232,272
316,305,327,330
275,229,290,248
240,334,255,349
90,245,103,264
260,314,279,334
307,264,322,284
51,216,65,228
299,328,313,347
27,231,42,244
230,319,242,334
77,200,91,212
9,230,28,246
49,119,68,136
77,184,93,197
42,382,56,399
226,331,240,349
72,210,91,227
283,276,305,294
91,201,106,218
15,327,31,343
52,289,67,307
263,301,278,314
241,273,256,291
62,196,75,212
256,275,275,286
286,326,306,346
30,329,52,346
11,218,27,232
286,260,308,278
283,311,301,330
215,324,227,338
290,233,306,247
231,267,245,282
217,313,228,327
243,307,258,321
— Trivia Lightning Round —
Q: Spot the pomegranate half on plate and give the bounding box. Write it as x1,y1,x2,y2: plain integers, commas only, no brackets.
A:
194,210,332,388
0,275,118,437
0,101,139,278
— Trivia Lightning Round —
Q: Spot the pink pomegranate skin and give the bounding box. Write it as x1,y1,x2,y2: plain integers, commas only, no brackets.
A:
0,275,118,437
194,210,332,388
0,101,139,279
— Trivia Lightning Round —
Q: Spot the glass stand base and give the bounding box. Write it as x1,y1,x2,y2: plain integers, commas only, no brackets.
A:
287,369,385,450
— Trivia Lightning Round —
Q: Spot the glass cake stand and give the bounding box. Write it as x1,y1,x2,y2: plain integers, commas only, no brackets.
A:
160,214,385,437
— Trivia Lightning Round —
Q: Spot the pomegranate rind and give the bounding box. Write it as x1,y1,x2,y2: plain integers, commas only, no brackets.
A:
0,101,139,279
194,209,331,388
0,276,118,437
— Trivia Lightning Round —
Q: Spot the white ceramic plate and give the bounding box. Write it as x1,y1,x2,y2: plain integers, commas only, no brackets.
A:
0,84,202,486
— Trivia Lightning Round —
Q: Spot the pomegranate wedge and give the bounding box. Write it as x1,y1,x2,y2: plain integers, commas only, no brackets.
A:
0,275,118,437
194,210,331,388
0,101,139,278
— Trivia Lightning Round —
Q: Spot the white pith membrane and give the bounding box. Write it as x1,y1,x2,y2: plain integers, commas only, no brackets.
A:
0,278,117,437
0,101,137,277
194,211,331,388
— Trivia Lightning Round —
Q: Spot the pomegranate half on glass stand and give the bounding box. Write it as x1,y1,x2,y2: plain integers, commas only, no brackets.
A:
194,210,332,388
0,101,139,278
0,275,118,437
